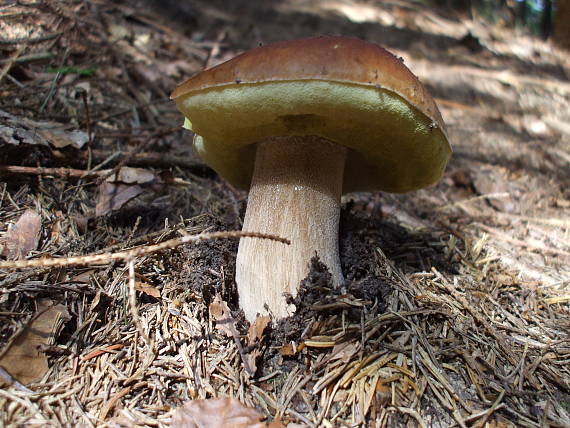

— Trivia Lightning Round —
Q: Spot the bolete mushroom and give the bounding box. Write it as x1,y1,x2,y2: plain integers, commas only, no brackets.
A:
171,36,451,322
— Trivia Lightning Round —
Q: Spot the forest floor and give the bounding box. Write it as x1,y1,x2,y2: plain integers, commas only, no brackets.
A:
0,0,569,427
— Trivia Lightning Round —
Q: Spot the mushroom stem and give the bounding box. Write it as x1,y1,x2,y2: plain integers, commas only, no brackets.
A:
236,136,347,322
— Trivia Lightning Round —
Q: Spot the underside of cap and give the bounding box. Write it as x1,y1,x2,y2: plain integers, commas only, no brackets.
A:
176,79,451,193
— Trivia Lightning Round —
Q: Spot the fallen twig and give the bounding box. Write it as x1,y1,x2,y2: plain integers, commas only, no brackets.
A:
0,231,290,269
0,165,190,185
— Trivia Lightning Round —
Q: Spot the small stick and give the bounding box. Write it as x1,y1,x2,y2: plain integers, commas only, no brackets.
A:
0,165,98,179
0,165,190,185
81,90,93,146
0,230,290,269
128,260,151,346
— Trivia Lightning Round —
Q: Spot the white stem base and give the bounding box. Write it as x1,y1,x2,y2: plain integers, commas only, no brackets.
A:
236,136,347,322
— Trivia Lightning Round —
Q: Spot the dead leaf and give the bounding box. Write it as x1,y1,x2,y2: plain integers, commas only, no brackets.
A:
375,380,391,406
0,209,42,259
171,397,284,428
0,299,69,385
0,124,45,147
95,182,144,217
209,296,235,337
486,416,517,428
94,167,167,216
71,214,90,233
50,210,64,245
473,168,518,213
37,128,89,149
0,109,88,149
449,169,473,189
134,281,161,299
243,316,270,376
135,60,196,86
330,341,360,364
108,24,131,42
71,269,96,283
0,366,32,392
107,167,159,185
122,271,161,299
279,343,297,356
247,316,270,346
89,291,113,313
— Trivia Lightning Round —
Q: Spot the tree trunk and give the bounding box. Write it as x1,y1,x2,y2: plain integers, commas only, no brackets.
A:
554,0,570,49
518,0,528,26
541,0,553,39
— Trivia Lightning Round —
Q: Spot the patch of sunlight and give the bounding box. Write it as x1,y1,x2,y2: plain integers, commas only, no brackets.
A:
321,0,395,25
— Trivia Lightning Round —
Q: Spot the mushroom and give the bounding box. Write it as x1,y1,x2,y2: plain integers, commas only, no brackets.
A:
171,36,451,322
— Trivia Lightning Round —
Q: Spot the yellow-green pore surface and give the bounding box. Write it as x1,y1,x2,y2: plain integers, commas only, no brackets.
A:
176,80,451,193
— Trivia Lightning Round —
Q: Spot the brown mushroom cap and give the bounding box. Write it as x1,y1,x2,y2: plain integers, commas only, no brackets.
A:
171,36,451,193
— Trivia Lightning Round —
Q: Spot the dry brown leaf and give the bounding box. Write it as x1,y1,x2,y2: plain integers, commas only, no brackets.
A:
95,167,167,216
122,270,161,298
279,342,306,356
209,295,235,337
134,281,161,299
95,182,144,217
486,416,517,428
49,210,64,245
243,350,261,376
279,343,297,356
0,209,42,260
107,166,160,185
375,380,391,406
37,128,89,149
89,291,113,313
71,269,96,283
243,316,270,376
108,24,131,42
0,299,69,385
0,110,88,149
330,341,360,363
247,316,270,346
472,168,518,213
171,397,284,428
